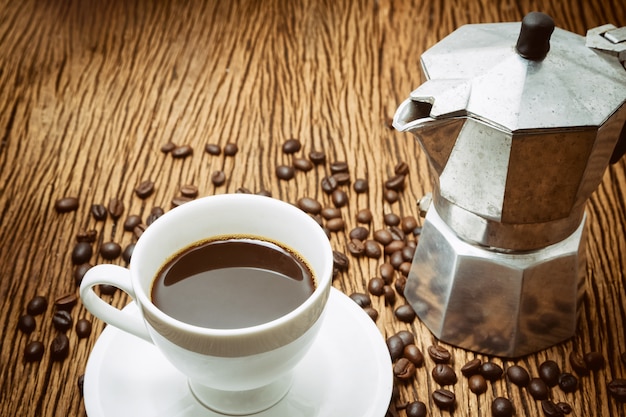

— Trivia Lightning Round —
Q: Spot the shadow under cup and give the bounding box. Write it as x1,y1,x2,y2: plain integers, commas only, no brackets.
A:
86,194,334,415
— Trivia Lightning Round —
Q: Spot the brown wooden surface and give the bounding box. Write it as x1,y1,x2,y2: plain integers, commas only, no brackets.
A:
1,0,625,416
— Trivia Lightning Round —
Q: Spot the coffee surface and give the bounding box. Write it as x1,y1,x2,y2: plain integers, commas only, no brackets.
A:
151,237,315,329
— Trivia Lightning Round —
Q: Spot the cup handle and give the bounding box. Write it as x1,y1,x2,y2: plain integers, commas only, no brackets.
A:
79,264,153,343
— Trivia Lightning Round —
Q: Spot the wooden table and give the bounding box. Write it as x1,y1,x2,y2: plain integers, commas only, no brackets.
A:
1,1,625,416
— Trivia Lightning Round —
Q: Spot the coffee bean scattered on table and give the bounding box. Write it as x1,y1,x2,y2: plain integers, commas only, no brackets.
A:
506,364,530,387
480,362,503,381
100,242,122,260
558,372,578,393
24,341,45,362
134,180,155,199
107,198,124,219
394,304,415,323
27,296,48,316
308,150,326,165
491,397,514,417
282,138,301,154
461,358,482,377
432,388,455,410
469,374,488,395
539,359,560,387
432,363,457,386
18,315,36,334
394,358,416,381
428,344,452,364
528,377,550,400
541,399,564,417
171,144,193,158
71,242,93,265
90,204,107,221
608,379,626,402
75,319,92,339
583,351,605,371
223,142,239,156
54,197,79,213
52,310,73,332
50,333,70,361
205,143,221,155
405,401,426,417
275,165,295,180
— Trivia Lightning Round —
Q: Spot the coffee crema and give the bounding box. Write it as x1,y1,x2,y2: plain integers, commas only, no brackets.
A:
151,236,315,329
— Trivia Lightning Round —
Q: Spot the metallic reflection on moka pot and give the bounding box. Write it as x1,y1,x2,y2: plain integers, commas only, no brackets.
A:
394,12,626,357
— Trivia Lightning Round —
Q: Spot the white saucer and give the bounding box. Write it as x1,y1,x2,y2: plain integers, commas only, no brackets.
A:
83,288,393,417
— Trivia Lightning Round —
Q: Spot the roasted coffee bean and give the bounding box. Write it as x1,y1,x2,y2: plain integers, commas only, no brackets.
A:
608,379,626,402
385,240,406,256
99,284,117,295
353,178,369,193
387,335,405,361
432,364,457,386
308,150,326,165
91,204,107,221
556,402,572,415
55,292,77,311
107,198,124,219
491,397,514,417
326,217,345,232
18,314,36,334
50,333,70,361
399,262,411,277
161,142,176,153
297,197,322,214
395,275,407,294
180,184,198,198
432,389,455,410
394,330,414,346
349,292,371,308
428,345,452,364
394,161,410,176
54,197,79,213
347,239,365,256
147,206,164,224
389,251,404,269
389,226,405,241
403,344,424,367
27,296,48,316
333,250,349,271
282,138,301,154
383,285,396,306
401,245,415,262
171,196,193,207
72,242,93,265
52,310,73,332
134,180,155,199
75,229,97,244
205,143,221,155
293,157,313,172
380,262,395,284
364,240,382,258
276,165,295,180
24,341,45,362
100,242,122,260
363,306,378,322
123,215,142,231
384,213,401,226
384,189,399,203
172,144,193,158
133,224,148,239
329,161,349,174
558,372,578,393
569,352,590,376
405,401,426,417
385,174,406,191
583,351,605,371
319,207,340,220
356,208,373,224
394,358,416,381
333,172,350,185
321,176,338,194
461,358,482,377
211,170,226,186
541,400,563,417
394,304,416,323
481,362,504,381
469,374,488,395
122,243,135,263
368,277,385,296
75,318,92,338
528,377,550,400
401,216,419,234
506,364,530,387
74,263,93,286
373,229,394,245
539,360,560,387
331,189,348,207
349,226,369,241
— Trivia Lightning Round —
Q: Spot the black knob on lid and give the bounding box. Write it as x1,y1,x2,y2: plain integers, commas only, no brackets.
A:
515,12,555,60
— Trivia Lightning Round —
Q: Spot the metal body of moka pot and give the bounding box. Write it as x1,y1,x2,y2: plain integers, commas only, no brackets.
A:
393,13,626,357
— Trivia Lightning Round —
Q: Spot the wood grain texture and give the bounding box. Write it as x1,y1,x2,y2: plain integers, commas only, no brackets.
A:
0,0,625,416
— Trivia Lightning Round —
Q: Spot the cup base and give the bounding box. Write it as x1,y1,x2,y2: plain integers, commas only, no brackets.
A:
188,375,293,415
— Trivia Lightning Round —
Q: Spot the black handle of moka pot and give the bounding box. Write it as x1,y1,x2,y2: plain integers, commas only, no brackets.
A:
516,12,555,60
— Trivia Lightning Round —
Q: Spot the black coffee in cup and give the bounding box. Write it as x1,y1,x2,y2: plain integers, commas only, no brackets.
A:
151,236,316,329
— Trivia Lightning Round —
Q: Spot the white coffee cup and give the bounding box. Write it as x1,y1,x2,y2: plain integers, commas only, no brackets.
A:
80,194,334,415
